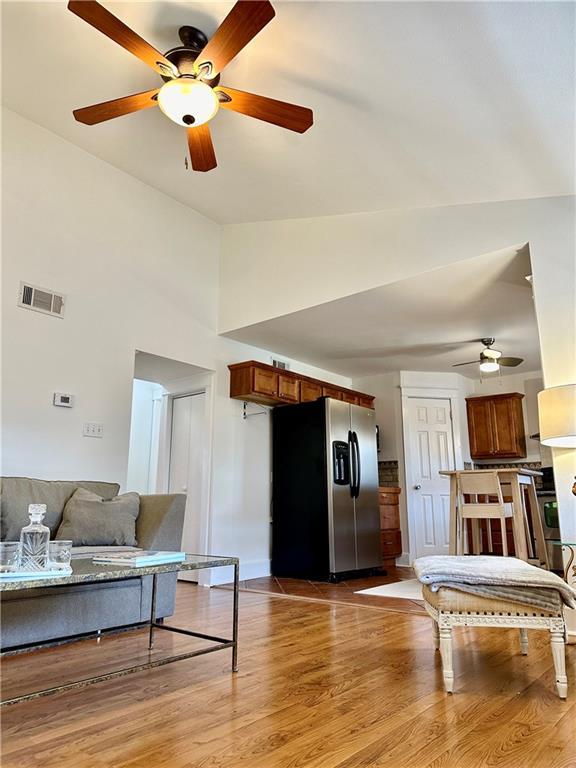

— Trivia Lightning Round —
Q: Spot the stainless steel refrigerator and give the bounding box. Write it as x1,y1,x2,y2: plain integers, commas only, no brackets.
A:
272,397,382,581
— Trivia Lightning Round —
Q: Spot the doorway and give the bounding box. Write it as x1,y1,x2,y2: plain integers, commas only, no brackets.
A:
404,397,456,558
126,351,214,582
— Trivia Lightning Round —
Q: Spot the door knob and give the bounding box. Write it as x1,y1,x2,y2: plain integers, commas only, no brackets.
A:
414,484,422,490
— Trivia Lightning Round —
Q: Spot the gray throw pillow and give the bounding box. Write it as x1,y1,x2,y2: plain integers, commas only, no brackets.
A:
0,477,120,540
55,489,140,546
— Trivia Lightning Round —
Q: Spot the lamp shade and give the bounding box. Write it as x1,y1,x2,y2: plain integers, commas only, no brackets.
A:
538,384,576,448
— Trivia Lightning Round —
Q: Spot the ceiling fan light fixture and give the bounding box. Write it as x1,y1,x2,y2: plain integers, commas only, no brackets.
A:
479,360,499,373
157,77,219,127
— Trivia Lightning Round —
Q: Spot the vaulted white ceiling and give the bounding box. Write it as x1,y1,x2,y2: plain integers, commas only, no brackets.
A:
2,2,574,223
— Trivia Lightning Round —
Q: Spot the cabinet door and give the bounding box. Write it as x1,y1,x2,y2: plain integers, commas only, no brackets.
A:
357,395,375,409
379,503,400,530
380,530,402,557
491,397,525,457
278,375,300,403
322,385,343,400
252,367,278,397
341,391,359,405
467,398,494,458
300,379,322,402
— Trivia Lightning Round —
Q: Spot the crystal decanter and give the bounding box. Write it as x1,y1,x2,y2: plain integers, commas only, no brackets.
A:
19,504,50,571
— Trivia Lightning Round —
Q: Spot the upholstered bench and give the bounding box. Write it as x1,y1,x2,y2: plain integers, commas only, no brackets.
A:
422,584,568,698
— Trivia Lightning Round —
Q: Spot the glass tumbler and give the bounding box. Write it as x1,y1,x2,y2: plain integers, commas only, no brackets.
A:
0,542,21,573
48,541,73,571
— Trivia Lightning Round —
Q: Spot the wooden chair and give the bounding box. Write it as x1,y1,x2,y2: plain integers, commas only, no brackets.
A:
455,471,514,556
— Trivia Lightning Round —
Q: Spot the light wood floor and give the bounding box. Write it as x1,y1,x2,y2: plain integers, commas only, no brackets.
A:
2,583,575,768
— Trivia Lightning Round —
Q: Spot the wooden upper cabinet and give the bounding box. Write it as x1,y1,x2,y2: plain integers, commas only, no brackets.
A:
467,397,494,458
466,393,526,459
322,385,343,400
300,379,322,402
491,395,526,456
278,375,299,403
253,366,278,398
357,394,375,409
228,361,375,410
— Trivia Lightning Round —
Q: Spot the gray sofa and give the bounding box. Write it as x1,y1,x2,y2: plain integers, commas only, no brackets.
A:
0,477,185,650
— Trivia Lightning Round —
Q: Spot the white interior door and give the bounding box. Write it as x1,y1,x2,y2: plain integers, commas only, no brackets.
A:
406,398,455,558
168,393,206,580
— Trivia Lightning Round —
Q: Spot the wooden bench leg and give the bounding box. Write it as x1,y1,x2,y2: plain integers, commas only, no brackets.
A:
519,628,528,656
432,619,440,651
550,630,568,699
439,624,454,693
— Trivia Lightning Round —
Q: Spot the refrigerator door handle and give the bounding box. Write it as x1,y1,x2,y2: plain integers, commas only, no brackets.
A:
353,431,361,499
348,430,356,498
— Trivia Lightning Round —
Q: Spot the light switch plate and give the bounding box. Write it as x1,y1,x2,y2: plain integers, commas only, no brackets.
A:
83,422,104,438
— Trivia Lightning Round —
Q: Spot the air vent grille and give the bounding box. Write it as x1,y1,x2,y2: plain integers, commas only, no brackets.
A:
21,284,33,306
18,282,65,318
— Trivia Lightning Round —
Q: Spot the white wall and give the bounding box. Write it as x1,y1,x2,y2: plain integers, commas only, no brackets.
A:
351,372,401,462
1,108,350,582
220,197,571,332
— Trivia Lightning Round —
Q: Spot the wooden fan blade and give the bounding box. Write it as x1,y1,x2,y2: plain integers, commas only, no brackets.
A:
73,89,159,125
68,1,177,78
216,87,313,133
499,357,524,367
194,1,275,78
187,125,217,172
452,361,479,367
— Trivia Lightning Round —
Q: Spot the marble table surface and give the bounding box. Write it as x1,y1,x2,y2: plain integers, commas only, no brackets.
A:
0,554,238,591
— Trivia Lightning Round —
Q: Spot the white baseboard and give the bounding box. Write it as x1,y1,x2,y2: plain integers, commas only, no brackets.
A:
395,552,411,567
201,558,271,587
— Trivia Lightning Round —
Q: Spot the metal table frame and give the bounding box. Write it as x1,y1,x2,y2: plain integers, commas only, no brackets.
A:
1,555,239,706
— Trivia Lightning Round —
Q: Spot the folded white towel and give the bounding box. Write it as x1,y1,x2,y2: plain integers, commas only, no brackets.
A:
414,555,576,612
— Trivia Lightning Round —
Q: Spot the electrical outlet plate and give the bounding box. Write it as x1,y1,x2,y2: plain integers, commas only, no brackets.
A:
83,422,104,438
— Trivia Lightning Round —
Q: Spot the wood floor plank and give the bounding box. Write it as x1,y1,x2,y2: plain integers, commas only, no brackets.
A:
1,583,574,768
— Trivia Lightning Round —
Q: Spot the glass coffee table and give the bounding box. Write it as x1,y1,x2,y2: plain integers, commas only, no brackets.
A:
0,554,239,706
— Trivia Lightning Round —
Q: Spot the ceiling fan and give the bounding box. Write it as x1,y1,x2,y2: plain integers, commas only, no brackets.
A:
68,0,313,172
452,338,523,373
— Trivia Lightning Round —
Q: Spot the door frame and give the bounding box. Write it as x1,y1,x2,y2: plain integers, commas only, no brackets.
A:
401,386,466,563
155,373,216,587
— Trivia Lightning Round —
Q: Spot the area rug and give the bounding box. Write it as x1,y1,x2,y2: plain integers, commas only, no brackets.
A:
355,579,423,601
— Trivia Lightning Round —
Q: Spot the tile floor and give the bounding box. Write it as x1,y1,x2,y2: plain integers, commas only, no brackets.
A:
227,566,426,615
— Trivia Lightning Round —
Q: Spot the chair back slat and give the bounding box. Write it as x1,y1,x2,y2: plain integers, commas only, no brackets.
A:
456,471,503,501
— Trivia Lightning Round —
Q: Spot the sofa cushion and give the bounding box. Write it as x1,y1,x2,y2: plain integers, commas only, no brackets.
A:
56,489,139,546
0,477,120,541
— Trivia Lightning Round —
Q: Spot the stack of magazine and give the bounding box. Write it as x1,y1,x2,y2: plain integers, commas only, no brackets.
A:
93,551,186,567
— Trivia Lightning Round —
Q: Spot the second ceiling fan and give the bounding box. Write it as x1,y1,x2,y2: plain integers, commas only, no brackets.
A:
452,338,524,373
68,0,313,171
